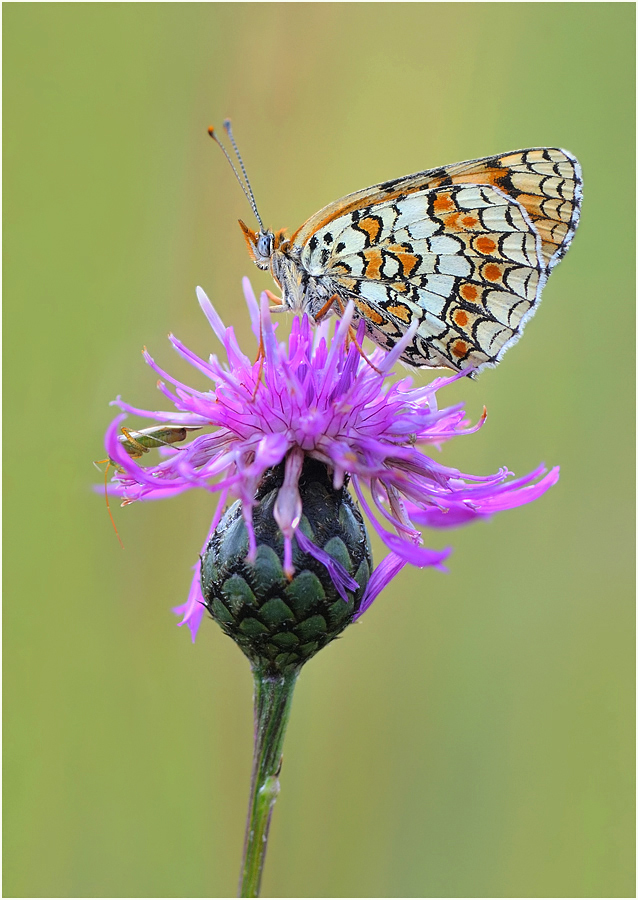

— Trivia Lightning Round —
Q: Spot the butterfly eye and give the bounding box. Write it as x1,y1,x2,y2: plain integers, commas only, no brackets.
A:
257,231,274,260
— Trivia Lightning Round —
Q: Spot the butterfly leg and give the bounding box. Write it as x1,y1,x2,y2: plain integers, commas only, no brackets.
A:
265,289,286,313
315,294,383,375
313,293,339,323
346,326,383,375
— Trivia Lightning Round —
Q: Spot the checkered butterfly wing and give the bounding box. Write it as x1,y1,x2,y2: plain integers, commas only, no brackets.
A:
291,148,582,371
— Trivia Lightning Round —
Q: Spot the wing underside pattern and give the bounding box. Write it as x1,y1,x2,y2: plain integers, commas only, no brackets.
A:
289,148,581,371
300,183,547,370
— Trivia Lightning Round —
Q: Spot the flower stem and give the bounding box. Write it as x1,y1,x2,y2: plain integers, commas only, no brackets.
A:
238,667,298,898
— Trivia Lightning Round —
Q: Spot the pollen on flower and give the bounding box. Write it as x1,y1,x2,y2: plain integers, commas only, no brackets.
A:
102,278,559,641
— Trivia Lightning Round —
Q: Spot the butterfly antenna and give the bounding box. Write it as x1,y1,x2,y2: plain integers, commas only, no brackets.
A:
207,126,253,211
208,123,264,231
223,119,264,230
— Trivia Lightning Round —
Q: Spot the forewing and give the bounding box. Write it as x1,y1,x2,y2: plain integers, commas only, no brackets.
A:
292,147,582,271
426,148,582,269
300,183,547,372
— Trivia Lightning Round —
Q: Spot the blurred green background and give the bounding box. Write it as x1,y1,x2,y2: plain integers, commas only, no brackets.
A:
4,4,634,898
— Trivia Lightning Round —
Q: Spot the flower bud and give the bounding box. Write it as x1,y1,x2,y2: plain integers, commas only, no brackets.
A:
201,457,372,674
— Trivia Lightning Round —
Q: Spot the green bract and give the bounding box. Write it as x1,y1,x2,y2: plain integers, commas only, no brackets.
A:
201,458,372,674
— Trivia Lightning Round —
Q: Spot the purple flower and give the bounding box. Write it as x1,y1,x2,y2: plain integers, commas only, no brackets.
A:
103,279,559,640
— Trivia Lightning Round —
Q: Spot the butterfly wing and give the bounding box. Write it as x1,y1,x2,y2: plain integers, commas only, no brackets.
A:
293,148,581,371
299,183,546,370
416,148,582,270
292,148,582,270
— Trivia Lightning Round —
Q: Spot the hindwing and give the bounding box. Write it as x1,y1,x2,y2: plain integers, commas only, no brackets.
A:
299,182,549,371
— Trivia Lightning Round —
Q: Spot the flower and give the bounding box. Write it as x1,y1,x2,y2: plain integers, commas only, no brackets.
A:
103,279,559,642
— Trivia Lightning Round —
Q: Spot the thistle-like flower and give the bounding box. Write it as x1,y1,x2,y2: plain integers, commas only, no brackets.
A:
105,279,558,652
102,279,559,896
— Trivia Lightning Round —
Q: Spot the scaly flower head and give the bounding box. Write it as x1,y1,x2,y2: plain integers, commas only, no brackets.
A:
104,279,558,647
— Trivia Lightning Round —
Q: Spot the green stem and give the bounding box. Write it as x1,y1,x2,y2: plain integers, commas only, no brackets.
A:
238,667,298,898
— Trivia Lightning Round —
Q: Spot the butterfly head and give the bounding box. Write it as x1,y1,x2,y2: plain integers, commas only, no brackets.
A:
238,220,290,270
238,220,274,270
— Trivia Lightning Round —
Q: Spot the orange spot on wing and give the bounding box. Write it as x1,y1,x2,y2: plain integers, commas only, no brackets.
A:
460,284,478,302
476,236,497,255
358,217,381,243
462,215,478,227
433,194,455,214
443,211,461,229
483,263,502,282
454,310,468,327
395,251,418,277
387,303,411,323
363,248,383,279
452,340,469,358
353,297,385,326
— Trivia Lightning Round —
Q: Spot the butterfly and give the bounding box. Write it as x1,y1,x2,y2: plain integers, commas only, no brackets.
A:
210,121,582,373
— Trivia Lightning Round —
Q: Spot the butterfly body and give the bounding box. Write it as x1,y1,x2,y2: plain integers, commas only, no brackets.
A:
236,145,582,373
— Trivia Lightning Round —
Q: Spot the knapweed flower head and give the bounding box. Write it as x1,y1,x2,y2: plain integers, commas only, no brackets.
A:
104,279,558,652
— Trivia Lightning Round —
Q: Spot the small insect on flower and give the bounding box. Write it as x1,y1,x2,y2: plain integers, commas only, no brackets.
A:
209,121,582,374
95,424,201,547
